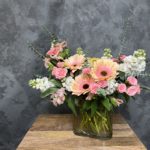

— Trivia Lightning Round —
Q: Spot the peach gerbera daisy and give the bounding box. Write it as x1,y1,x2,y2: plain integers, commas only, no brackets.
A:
64,54,85,72
91,58,119,81
71,74,94,96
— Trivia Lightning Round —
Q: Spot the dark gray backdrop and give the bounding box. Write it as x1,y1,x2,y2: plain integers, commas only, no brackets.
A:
0,0,150,149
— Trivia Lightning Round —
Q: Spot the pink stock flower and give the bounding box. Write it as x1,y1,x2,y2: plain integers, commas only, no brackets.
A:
126,85,141,96
51,88,66,106
47,47,60,56
98,80,108,88
119,55,126,61
52,67,67,79
127,76,138,86
89,83,101,94
117,83,127,93
82,68,91,74
57,62,65,68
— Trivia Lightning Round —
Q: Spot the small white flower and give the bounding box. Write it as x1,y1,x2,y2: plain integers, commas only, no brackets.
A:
62,76,74,92
105,80,118,95
29,77,54,92
119,55,146,76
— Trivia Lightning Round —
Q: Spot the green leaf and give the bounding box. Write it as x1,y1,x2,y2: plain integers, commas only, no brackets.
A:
102,98,113,111
97,89,106,97
40,88,58,98
48,62,54,70
50,79,62,88
50,59,57,66
66,97,77,116
110,97,117,107
59,48,70,58
117,93,130,102
119,71,125,81
82,101,91,111
91,100,98,117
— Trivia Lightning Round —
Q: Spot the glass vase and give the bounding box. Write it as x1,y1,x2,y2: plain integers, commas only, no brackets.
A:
73,108,112,139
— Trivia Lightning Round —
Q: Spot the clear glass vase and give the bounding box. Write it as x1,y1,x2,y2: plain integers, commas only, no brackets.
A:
73,108,112,139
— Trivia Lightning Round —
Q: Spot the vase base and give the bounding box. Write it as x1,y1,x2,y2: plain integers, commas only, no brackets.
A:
73,130,112,140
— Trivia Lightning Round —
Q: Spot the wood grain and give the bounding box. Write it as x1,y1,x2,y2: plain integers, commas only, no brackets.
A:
17,114,146,150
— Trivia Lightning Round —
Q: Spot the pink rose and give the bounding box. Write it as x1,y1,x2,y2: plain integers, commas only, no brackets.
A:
126,85,141,96
117,83,127,93
98,80,108,88
119,55,126,61
57,62,64,68
52,67,67,79
82,68,91,74
89,83,101,94
127,76,138,86
47,47,60,56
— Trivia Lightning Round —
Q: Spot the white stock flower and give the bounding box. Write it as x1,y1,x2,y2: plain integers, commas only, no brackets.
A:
105,80,118,95
119,55,146,76
30,77,54,92
62,76,74,92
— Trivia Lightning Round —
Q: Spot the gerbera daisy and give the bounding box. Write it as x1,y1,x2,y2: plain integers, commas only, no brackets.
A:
71,74,94,96
91,58,119,81
64,54,85,72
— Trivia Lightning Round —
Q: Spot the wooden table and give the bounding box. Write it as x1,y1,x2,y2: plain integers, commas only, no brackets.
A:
17,114,146,150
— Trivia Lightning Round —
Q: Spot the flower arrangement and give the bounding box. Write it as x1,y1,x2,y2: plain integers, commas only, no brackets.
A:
29,37,147,139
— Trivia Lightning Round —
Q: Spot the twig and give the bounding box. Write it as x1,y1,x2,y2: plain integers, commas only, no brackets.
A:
141,85,150,91
27,42,45,59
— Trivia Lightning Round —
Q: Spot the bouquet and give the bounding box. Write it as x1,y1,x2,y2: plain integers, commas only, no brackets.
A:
29,37,147,139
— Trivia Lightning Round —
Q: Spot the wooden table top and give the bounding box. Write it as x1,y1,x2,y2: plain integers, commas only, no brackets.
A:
17,114,146,150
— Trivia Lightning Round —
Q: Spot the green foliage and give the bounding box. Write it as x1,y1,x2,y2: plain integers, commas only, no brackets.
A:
59,48,70,58
66,96,77,116
102,97,113,111
50,79,62,88
97,89,106,97
110,97,117,107
82,101,91,111
118,71,125,81
91,100,98,117
40,88,58,98
117,93,130,102
76,47,84,55
47,62,54,70
50,59,58,66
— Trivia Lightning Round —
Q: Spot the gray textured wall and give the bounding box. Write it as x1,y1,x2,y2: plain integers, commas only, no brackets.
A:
0,0,150,149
